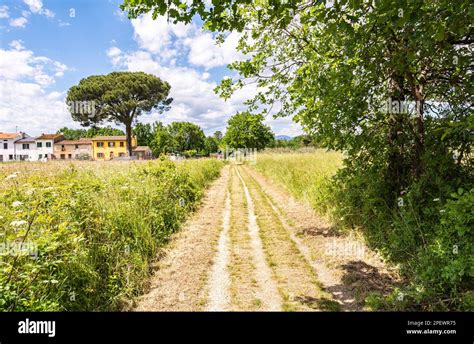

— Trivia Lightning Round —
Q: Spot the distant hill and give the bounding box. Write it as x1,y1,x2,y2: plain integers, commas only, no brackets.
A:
275,135,293,141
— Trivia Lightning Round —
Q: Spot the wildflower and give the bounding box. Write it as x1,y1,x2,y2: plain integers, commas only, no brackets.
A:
10,220,27,227
5,173,18,180
439,209,446,213
433,198,440,202
12,201,23,208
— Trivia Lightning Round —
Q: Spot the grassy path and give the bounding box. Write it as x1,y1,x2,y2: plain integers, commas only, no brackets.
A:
134,163,397,311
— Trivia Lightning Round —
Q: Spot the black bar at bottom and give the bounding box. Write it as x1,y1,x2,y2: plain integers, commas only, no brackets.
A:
0,312,471,343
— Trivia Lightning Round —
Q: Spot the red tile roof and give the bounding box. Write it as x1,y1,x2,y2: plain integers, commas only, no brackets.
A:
0,132,21,139
36,134,64,142
133,146,152,152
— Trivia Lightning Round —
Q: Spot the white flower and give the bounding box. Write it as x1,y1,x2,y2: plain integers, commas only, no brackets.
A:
12,201,23,208
433,198,440,202
5,173,18,180
439,209,446,213
10,220,27,227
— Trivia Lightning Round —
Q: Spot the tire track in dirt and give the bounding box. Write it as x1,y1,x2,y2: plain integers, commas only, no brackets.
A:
227,166,261,310
242,165,398,311
205,192,232,311
235,165,282,311
133,165,230,311
238,165,337,311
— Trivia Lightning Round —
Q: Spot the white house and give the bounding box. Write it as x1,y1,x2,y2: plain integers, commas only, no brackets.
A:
14,136,38,161
35,134,64,160
0,132,26,162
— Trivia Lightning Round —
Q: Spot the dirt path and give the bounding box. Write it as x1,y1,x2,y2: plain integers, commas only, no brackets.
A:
235,167,282,311
134,163,397,311
205,192,232,311
134,165,230,311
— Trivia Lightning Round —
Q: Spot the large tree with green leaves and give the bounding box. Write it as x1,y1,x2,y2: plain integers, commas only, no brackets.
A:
167,121,206,153
66,71,172,156
224,112,274,150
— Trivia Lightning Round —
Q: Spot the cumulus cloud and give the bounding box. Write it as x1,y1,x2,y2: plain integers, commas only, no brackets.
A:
0,5,9,19
0,41,71,134
184,31,243,70
23,0,54,17
0,41,68,85
9,17,28,28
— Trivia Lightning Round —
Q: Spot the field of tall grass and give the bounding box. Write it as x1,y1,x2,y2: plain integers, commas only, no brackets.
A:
0,159,224,311
254,149,343,217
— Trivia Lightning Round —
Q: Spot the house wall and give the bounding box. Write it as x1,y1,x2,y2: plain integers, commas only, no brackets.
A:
0,136,22,162
35,140,55,160
92,138,137,161
14,142,38,161
54,144,92,160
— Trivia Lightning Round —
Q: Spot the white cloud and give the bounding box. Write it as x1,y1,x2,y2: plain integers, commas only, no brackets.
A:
24,0,42,13
185,31,243,70
0,43,68,85
0,5,9,19
10,40,24,50
0,79,72,134
23,0,54,18
0,42,71,134
9,17,28,28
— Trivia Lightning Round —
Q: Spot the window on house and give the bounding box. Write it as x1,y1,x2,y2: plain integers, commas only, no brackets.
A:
120,142,124,147
46,142,52,148
119,153,125,157
37,142,42,148
75,145,79,149
9,155,13,160
0,155,3,162
68,154,72,159
22,144,30,150
3,142,7,149
61,145,65,151
97,153,104,158
97,142,104,148
108,142,115,147
60,154,65,160
38,154,42,159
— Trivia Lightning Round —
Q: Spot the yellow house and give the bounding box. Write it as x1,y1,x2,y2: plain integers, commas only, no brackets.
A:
91,136,137,161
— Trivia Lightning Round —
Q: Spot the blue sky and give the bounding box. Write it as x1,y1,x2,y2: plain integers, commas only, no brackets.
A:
0,0,302,136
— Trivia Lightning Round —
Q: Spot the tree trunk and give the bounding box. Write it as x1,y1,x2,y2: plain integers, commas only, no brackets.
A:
386,75,408,206
412,84,425,179
125,122,133,157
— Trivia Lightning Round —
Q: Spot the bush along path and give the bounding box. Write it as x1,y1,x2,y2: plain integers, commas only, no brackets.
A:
134,163,399,311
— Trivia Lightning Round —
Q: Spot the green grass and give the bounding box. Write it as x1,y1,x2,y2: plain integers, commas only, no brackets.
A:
254,149,342,216
0,159,224,311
